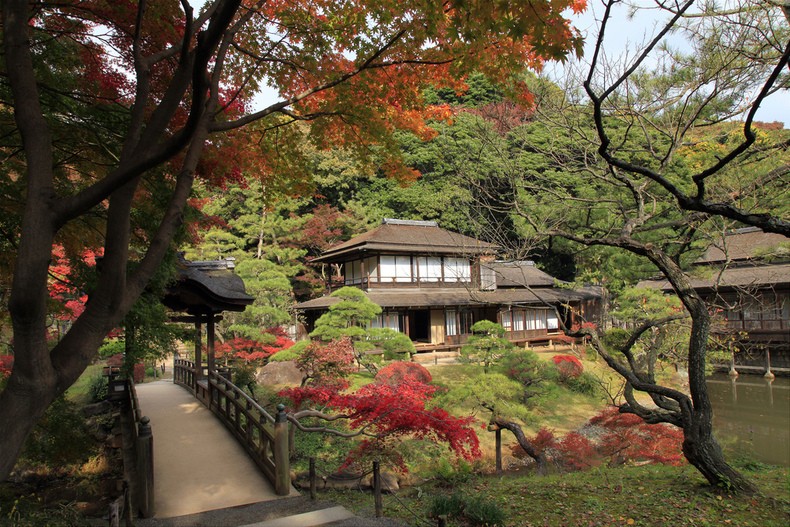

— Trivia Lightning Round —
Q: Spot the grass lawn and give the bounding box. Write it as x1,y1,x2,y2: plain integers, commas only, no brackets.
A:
323,462,790,527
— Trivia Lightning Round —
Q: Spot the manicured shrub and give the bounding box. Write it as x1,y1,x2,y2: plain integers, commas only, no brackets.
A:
552,354,583,381
375,361,432,385
565,370,599,395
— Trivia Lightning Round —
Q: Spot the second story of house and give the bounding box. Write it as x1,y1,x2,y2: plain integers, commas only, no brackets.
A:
312,218,501,290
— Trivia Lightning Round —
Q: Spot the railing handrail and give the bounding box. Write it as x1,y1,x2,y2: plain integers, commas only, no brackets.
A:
208,370,276,423
172,359,290,496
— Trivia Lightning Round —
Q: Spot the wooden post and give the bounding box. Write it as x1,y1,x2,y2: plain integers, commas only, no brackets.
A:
194,319,203,390
274,404,291,496
495,428,502,473
309,457,317,500
207,314,216,408
373,461,383,518
136,416,155,518
728,350,739,378
764,349,775,380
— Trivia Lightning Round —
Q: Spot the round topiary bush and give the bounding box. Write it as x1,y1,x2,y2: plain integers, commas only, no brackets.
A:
375,361,432,385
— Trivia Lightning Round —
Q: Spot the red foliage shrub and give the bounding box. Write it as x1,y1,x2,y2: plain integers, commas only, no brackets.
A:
552,354,583,380
106,353,124,368
0,355,13,378
215,329,294,363
507,409,685,471
297,338,357,388
510,427,556,459
554,431,597,471
589,407,685,466
375,361,432,385
279,379,480,471
133,363,145,384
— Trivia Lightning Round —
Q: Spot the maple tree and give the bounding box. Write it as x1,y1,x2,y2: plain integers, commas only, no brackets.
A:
512,408,685,471
280,378,480,471
0,0,585,479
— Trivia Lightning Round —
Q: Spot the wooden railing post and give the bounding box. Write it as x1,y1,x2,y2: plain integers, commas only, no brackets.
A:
136,416,155,518
373,460,383,518
495,428,502,473
309,457,317,500
274,404,291,496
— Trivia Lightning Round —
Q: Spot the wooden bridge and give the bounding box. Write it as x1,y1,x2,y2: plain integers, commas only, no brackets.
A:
135,377,289,518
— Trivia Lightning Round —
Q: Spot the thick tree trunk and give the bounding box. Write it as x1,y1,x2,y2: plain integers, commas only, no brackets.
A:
0,369,59,478
683,428,756,494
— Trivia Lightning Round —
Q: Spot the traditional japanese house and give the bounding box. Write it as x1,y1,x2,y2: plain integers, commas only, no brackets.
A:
294,219,601,353
639,227,790,374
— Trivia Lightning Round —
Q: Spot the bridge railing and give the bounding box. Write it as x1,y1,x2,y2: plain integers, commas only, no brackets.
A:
173,359,290,495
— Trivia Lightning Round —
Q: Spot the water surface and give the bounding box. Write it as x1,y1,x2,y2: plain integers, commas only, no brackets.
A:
707,373,790,466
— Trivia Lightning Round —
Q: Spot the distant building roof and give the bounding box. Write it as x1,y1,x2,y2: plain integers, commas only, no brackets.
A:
696,227,789,265
163,257,253,315
312,218,499,263
484,261,560,288
638,262,790,292
294,287,591,311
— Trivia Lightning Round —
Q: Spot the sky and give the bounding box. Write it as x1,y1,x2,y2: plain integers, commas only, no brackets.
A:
564,2,789,127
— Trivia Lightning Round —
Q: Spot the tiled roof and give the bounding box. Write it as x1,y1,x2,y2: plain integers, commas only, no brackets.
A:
697,227,789,264
294,287,592,311
164,258,253,315
484,261,559,288
638,262,790,292
312,219,499,262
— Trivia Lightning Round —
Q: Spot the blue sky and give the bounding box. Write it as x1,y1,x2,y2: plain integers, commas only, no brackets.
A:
566,2,789,127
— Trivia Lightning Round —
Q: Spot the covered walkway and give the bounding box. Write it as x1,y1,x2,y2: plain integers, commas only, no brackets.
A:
136,380,289,518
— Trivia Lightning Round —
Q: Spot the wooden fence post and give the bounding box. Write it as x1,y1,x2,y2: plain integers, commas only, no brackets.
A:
373,461,383,518
309,457,317,501
136,416,155,518
495,428,502,473
274,404,291,496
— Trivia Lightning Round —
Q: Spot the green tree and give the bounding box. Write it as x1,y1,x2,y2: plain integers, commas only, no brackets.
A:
310,287,382,342
459,320,515,373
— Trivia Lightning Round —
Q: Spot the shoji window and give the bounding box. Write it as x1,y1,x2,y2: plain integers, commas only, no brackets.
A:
395,255,412,282
379,256,396,282
417,257,442,282
444,257,471,282
365,256,378,282
513,310,525,331
446,309,458,336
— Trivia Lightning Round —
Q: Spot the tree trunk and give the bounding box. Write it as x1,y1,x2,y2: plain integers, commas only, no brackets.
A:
0,369,58,478
683,427,756,494
491,417,547,475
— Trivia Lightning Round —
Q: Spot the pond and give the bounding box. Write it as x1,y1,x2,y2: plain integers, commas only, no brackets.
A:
707,373,790,466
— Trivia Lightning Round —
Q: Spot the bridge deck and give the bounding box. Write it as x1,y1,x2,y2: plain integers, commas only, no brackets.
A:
136,380,288,518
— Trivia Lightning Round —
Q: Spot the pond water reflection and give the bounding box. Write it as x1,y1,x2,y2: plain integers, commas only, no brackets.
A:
707,373,790,466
